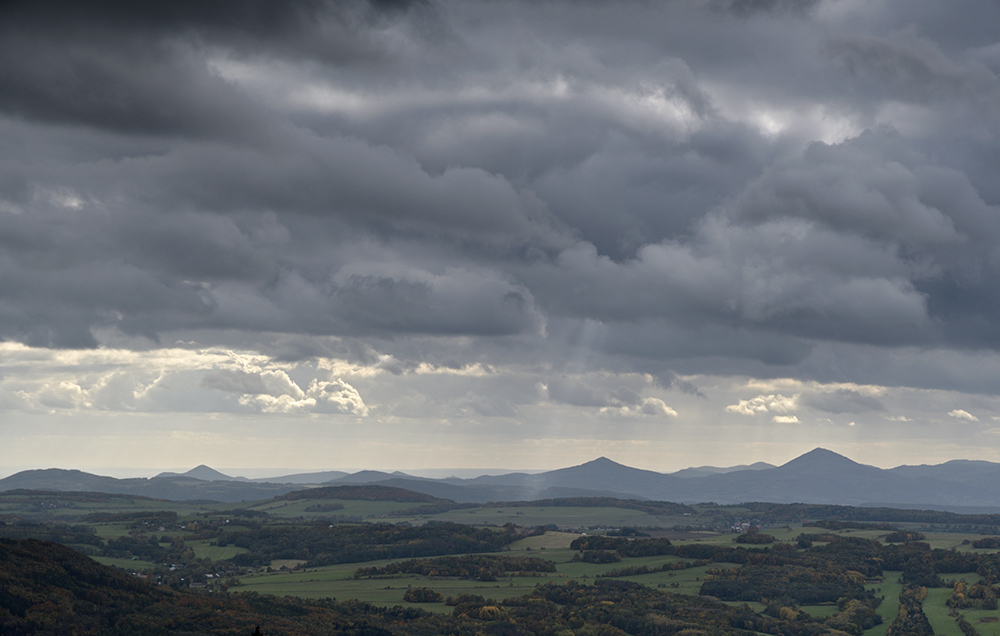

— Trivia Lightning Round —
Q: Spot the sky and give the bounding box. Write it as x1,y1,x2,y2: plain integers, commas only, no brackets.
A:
3,0,1000,478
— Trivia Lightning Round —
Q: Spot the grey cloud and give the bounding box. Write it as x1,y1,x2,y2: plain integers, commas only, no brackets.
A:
832,29,1000,105
332,270,544,337
545,375,646,409
595,321,814,369
0,0,428,63
650,372,706,398
0,33,269,141
0,0,437,142
115,211,282,282
452,394,520,418
2,0,1000,396
734,135,961,246
709,0,822,16
200,369,285,396
528,210,933,348
802,389,885,414
66,131,567,248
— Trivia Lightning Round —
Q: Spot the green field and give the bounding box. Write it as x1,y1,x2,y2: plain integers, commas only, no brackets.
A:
925,586,964,636
865,571,903,636
921,578,1000,636
186,539,248,561
957,610,1000,636
237,571,550,612
800,604,841,619
234,540,739,610
508,531,580,550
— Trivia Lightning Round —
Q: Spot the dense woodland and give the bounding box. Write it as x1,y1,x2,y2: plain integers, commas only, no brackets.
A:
222,522,522,567
355,554,556,580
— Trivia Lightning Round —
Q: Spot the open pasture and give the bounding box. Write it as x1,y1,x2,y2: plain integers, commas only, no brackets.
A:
235,542,734,610
614,561,730,595
919,576,1000,636
863,571,903,636
921,532,998,552
958,609,1000,636
925,586,964,636
186,539,248,561
508,531,580,550
238,571,550,612
799,604,840,619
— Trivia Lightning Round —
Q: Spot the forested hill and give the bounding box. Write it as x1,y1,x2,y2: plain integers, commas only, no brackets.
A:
0,538,403,635
0,538,172,633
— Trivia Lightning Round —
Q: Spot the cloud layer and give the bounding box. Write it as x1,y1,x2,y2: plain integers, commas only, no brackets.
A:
2,0,1000,470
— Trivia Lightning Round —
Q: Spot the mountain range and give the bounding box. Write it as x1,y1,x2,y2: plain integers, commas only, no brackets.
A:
4,448,1000,511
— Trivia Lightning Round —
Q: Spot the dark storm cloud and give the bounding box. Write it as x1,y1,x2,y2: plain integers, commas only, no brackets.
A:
0,0,425,61
0,32,268,140
2,0,1000,393
0,0,429,138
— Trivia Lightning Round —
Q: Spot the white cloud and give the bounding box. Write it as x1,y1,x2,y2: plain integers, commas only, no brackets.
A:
239,393,316,413
308,379,369,416
36,381,91,410
772,415,800,424
206,365,369,416
725,394,798,416
639,397,678,417
599,397,679,419
948,409,979,422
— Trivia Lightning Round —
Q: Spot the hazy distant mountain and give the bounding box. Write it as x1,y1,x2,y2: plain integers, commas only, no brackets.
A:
462,457,682,500
255,470,349,484
0,468,304,502
888,459,1000,485
0,469,135,493
372,477,649,504
154,465,244,481
442,449,1000,508
331,470,399,484
671,462,774,478
3,449,1000,509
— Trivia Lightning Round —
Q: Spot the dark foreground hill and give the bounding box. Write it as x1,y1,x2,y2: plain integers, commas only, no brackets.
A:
0,537,407,635
4,448,1000,509
0,538,171,634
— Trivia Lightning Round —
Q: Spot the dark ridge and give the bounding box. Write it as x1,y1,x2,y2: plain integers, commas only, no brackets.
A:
276,484,446,503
